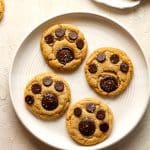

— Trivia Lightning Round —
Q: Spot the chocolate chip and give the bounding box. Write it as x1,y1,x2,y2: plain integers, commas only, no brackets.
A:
42,93,58,111
74,107,82,117
86,103,96,113
99,123,109,132
43,77,53,87
31,84,41,94
78,119,96,136
55,28,65,38
110,54,119,64
56,47,74,65
96,54,106,63
44,34,54,44
76,39,84,49
88,64,97,73
120,62,129,73
25,95,34,105
54,81,64,92
69,31,78,40
100,75,118,93
96,110,105,120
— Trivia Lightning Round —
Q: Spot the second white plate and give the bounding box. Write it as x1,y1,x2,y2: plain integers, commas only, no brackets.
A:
9,12,149,150
93,0,141,9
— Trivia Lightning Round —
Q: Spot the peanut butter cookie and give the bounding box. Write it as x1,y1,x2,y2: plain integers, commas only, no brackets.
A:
40,24,88,72
85,47,133,97
24,72,71,120
0,0,4,20
66,98,113,145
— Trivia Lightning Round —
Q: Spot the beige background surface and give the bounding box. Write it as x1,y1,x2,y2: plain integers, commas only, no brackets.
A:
0,0,150,150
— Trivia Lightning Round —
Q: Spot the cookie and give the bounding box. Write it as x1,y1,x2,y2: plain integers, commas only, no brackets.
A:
24,72,71,120
85,47,133,97
66,98,113,146
40,24,88,72
0,0,4,20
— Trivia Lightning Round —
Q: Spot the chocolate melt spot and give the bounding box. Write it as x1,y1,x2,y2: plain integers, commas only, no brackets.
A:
99,123,109,132
69,31,78,40
74,107,82,117
43,77,53,87
25,95,34,105
44,34,54,44
55,28,65,38
56,47,74,65
100,75,118,93
110,54,119,64
42,93,58,111
54,81,64,92
79,119,96,136
96,54,106,63
31,84,41,94
120,62,129,73
86,103,96,113
88,64,97,74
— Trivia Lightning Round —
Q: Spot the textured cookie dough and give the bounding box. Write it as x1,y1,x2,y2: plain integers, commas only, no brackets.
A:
0,0,4,20
66,98,113,146
85,47,133,97
40,24,88,72
24,72,71,120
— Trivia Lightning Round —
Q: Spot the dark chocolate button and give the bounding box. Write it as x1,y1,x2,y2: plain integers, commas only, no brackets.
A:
86,103,96,113
100,75,118,93
88,64,97,73
74,107,82,117
99,123,109,132
43,77,53,87
25,95,34,105
45,34,54,44
76,39,84,49
120,62,129,73
42,93,58,111
55,28,65,38
96,110,105,120
78,119,96,136
96,54,106,63
69,31,78,40
56,47,74,65
31,84,41,94
54,81,64,92
110,54,119,64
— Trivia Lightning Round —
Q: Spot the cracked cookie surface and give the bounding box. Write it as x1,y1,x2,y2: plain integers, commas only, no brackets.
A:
85,47,133,97
40,24,88,72
0,0,4,20
24,72,71,120
66,98,113,146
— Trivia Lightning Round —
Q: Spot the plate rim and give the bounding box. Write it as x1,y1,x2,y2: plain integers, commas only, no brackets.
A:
9,12,150,150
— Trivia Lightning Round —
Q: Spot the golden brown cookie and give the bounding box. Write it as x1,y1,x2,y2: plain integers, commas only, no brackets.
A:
66,98,113,146
85,47,133,97
40,24,88,72
24,72,71,120
0,0,4,20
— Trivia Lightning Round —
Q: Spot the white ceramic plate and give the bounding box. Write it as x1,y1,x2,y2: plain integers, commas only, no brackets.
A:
9,12,150,150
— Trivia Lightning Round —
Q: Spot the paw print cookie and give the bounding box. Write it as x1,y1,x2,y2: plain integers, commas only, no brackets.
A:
40,24,88,72
66,98,113,146
85,47,133,97
0,0,4,20
24,72,71,120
